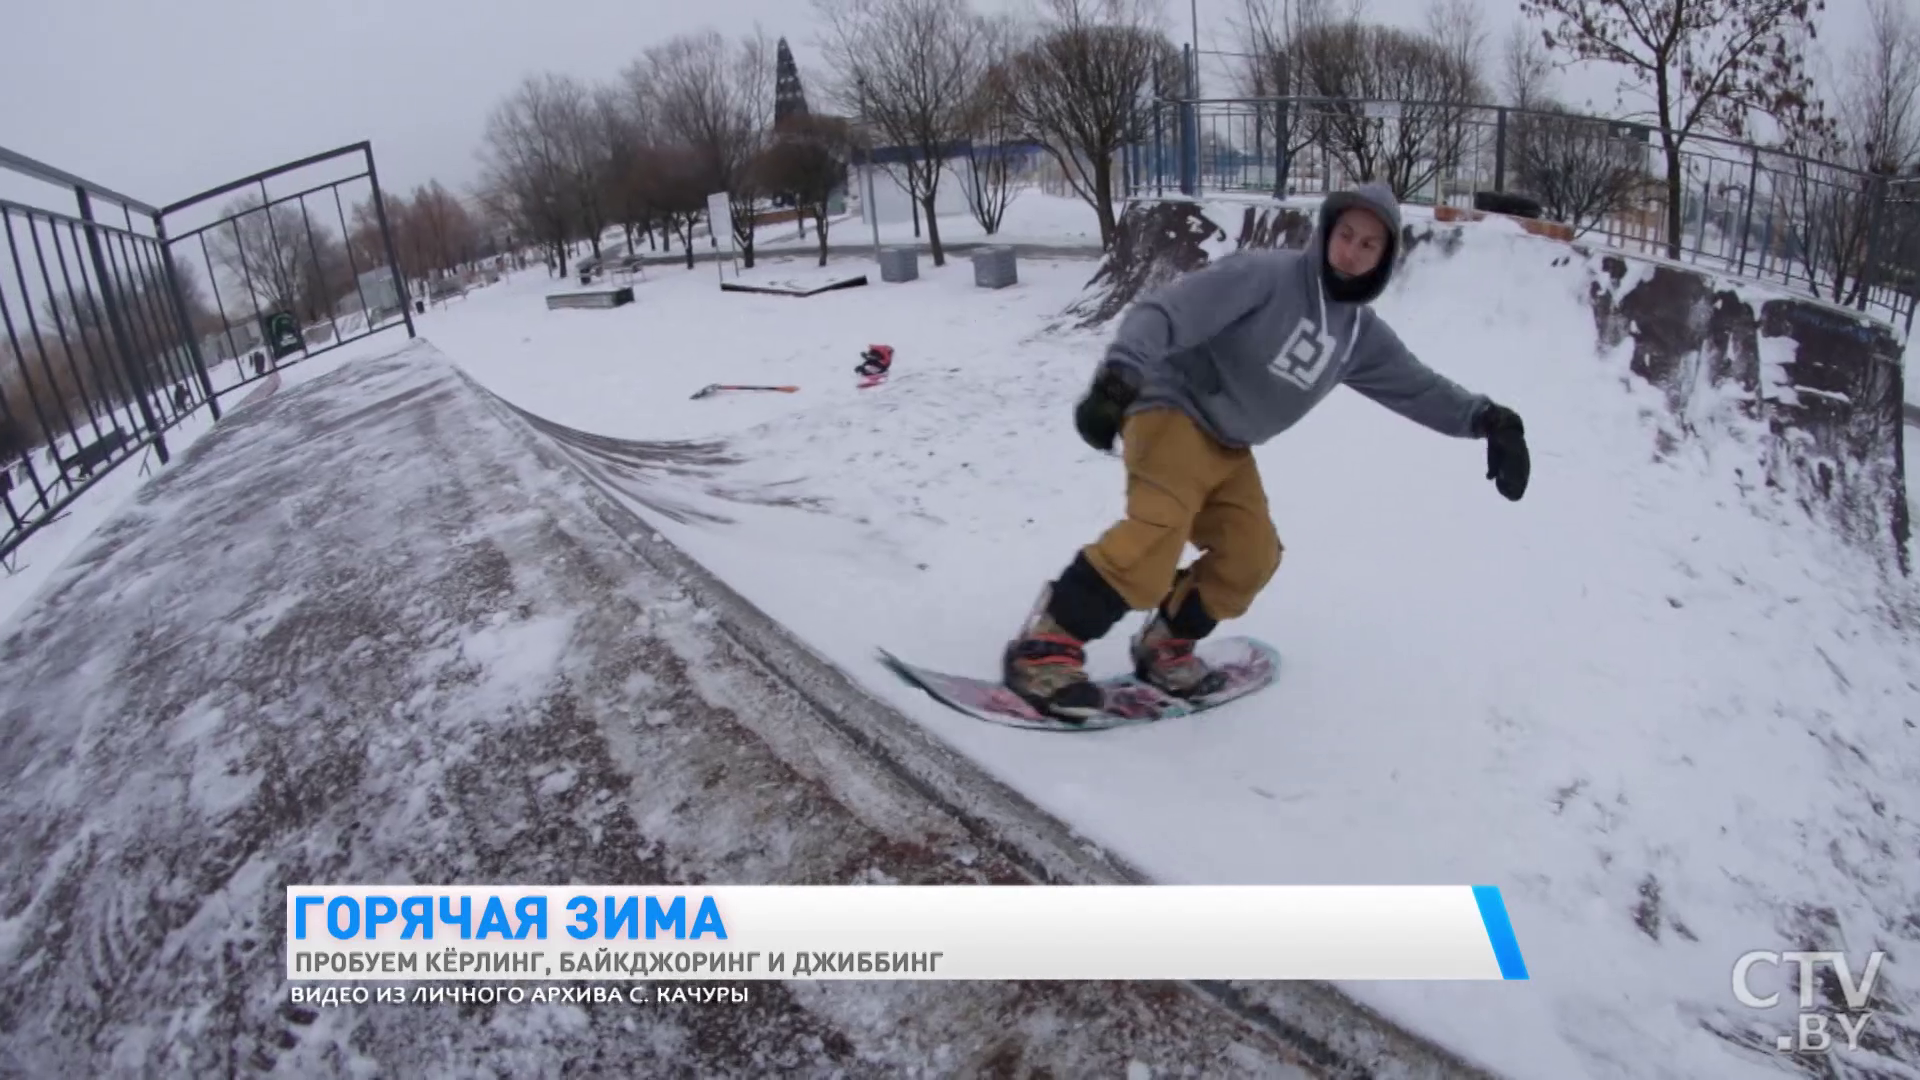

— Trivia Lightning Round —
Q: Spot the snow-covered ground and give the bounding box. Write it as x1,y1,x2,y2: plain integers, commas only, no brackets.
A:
427,223,1920,1077
3,196,1917,1078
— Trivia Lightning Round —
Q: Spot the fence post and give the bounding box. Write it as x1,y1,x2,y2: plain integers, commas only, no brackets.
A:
1733,150,1760,278
76,188,167,465
153,215,220,421
364,144,416,340
1178,45,1198,196
1153,95,1165,197
1693,172,1713,259
1275,96,1292,199
1493,108,1508,194
1855,174,1886,313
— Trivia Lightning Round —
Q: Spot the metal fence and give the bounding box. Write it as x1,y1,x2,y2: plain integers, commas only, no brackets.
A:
0,142,413,565
1123,96,1920,334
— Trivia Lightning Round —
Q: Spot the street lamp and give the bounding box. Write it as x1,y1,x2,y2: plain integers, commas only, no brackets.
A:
857,74,881,256
1191,0,1199,97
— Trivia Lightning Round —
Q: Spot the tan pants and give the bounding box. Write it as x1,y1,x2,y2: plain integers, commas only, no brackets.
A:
1082,408,1283,618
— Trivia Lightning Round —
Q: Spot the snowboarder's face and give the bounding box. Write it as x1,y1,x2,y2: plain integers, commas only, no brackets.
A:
1326,208,1389,279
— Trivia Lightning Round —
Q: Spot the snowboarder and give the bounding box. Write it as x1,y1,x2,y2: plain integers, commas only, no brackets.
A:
1004,183,1532,720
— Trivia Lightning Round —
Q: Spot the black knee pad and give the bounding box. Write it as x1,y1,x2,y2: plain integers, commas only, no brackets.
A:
1049,552,1131,641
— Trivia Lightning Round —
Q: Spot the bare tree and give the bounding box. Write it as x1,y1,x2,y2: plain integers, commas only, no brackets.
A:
618,56,675,255
1294,19,1487,200
1500,20,1554,109
1831,0,1920,175
960,24,1028,236
1424,0,1493,188
596,87,653,255
406,181,480,280
42,257,215,341
1229,0,1337,196
814,0,989,267
725,33,778,265
32,257,217,406
1425,0,1490,88
477,74,580,275
538,74,615,261
1509,106,1651,232
1005,0,1175,250
757,115,858,264
466,188,526,266
1768,0,1920,304
207,194,353,325
1230,0,1295,99
641,30,778,268
1519,0,1827,258
347,196,397,279
638,143,714,270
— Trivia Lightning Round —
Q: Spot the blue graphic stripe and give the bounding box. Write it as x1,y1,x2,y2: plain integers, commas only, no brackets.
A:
1472,885,1529,980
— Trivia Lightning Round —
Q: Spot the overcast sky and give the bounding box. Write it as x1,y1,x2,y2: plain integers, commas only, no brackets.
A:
0,0,1875,214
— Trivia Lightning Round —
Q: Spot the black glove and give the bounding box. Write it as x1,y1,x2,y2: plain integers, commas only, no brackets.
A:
1473,402,1529,501
1074,364,1140,453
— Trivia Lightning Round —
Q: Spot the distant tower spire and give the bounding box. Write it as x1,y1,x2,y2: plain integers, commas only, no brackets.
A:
775,38,810,128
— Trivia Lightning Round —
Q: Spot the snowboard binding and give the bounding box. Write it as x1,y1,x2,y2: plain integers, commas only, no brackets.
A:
856,344,894,379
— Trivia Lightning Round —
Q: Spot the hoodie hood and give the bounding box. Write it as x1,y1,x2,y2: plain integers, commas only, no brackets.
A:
1311,182,1403,305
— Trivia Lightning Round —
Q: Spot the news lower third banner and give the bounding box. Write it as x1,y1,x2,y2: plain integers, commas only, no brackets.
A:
287,885,1529,982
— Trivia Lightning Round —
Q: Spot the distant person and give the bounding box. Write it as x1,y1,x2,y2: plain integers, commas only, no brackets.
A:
1002,182,1531,720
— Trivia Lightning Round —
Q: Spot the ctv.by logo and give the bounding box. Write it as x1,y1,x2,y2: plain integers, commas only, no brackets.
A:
1733,950,1887,1054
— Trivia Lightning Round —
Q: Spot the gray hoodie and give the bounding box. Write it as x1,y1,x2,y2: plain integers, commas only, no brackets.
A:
1102,184,1488,449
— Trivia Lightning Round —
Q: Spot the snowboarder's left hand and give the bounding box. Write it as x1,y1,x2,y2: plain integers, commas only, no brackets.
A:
1474,402,1529,501
1075,364,1140,453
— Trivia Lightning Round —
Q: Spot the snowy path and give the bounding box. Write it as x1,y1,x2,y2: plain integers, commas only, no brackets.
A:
0,343,1342,1078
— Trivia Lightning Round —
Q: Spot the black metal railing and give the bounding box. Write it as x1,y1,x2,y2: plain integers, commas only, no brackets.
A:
0,142,413,565
158,142,415,399
1125,97,1920,335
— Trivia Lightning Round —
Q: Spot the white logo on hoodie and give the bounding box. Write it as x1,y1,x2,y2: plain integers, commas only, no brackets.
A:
1268,281,1361,391
1270,318,1339,389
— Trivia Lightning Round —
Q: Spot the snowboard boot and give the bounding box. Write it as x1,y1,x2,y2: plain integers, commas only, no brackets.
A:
1002,600,1105,721
1002,556,1131,721
1132,571,1229,698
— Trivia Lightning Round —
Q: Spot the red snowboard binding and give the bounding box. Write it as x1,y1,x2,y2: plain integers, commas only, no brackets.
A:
856,344,893,388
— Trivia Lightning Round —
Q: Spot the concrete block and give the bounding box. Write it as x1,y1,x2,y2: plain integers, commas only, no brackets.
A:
878,246,919,283
972,246,1018,289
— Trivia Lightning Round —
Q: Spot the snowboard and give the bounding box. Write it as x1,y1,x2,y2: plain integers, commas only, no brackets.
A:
877,636,1280,731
